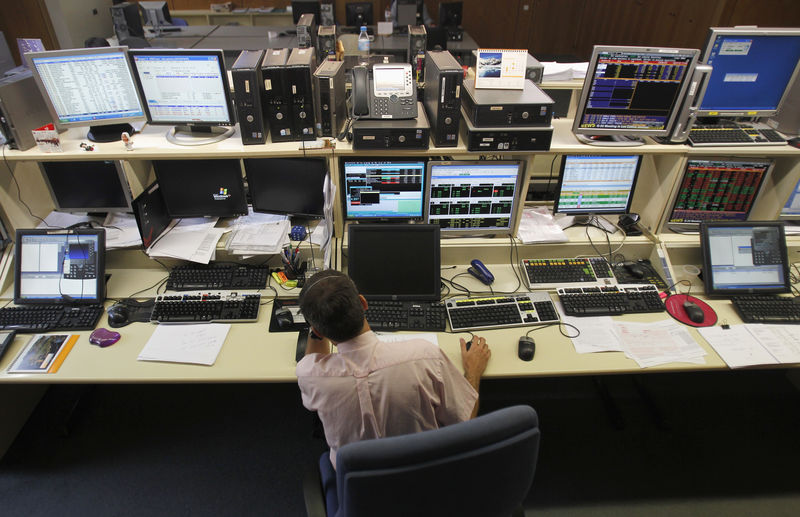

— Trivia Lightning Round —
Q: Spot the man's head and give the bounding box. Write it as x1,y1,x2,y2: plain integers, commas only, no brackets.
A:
299,270,366,342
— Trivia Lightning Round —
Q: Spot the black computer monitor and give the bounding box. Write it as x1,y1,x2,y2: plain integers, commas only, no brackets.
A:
39,160,132,214
292,0,321,24
14,229,106,305
667,158,773,231
25,46,145,143
341,157,427,221
153,159,248,218
127,49,236,146
572,46,700,146
139,1,172,26
244,158,327,218
700,221,790,296
346,2,374,26
347,224,441,301
425,160,525,237
780,176,800,221
439,2,462,26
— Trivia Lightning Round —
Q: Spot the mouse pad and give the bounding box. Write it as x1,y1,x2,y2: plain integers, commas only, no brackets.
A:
107,300,155,328
665,294,717,327
269,298,309,333
613,259,668,289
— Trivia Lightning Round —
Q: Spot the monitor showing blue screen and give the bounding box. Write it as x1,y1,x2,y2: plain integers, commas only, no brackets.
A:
342,158,426,220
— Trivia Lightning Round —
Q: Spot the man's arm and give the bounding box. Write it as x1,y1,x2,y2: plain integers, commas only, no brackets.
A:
460,336,491,418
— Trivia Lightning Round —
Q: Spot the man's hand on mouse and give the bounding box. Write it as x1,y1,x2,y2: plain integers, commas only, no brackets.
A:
460,335,490,386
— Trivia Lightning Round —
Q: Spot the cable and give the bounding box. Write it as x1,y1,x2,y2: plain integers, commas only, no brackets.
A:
2,144,51,227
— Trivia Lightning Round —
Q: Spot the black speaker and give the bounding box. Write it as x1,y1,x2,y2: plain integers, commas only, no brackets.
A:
286,48,317,140
232,50,267,145
261,48,293,142
110,2,144,40
424,50,462,147
313,59,345,137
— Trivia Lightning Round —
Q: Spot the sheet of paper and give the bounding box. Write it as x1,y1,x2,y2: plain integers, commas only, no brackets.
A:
516,207,568,244
103,212,142,249
138,323,230,366
560,310,622,353
615,320,706,368
375,333,439,348
148,217,219,262
697,326,778,368
37,211,100,230
744,325,800,364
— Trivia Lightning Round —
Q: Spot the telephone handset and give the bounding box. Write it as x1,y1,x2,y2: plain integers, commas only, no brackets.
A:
351,63,418,120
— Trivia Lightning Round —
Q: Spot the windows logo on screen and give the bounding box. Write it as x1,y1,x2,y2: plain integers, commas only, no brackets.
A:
213,187,230,201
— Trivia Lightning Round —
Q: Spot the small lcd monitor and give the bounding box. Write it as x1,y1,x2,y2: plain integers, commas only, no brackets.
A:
700,221,790,296
14,229,106,305
153,159,248,218
572,46,700,146
426,160,524,237
439,2,463,26
347,223,441,301
667,158,773,232
780,176,800,220
127,49,236,146
40,160,132,214
698,27,800,118
292,0,321,24
346,2,374,26
139,1,172,26
341,157,426,220
25,46,145,143
244,158,327,218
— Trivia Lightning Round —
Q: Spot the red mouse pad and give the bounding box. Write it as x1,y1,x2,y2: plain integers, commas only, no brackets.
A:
665,294,717,327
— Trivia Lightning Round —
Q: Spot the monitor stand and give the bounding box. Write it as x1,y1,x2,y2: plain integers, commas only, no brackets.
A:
576,134,646,147
166,125,235,146
555,213,618,233
87,123,135,143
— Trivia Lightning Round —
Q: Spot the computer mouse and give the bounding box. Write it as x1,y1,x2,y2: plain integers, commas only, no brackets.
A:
464,339,472,351
624,262,646,279
518,336,535,361
683,301,705,324
787,136,800,149
107,304,130,326
274,307,294,329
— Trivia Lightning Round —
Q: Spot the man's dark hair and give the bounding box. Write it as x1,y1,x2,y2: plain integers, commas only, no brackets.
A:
299,270,365,342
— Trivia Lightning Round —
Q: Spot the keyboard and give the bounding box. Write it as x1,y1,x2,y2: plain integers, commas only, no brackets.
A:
522,257,616,290
731,296,800,324
445,292,559,332
166,264,269,291
365,300,447,332
0,305,103,332
557,284,665,316
151,292,261,323
688,124,787,146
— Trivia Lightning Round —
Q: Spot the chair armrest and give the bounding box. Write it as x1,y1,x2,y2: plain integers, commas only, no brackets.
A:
303,467,328,517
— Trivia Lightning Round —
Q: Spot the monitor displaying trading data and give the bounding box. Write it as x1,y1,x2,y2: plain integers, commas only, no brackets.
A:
341,158,426,220
554,155,642,216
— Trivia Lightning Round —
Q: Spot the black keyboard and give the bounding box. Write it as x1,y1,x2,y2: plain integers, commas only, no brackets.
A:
731,296,800,324
151,292,261,323
0,305,103,332
557,285,665,316
365,300,447,332
166,264,269,291
522,257,615,289
688,125,787,146
445,292,559,332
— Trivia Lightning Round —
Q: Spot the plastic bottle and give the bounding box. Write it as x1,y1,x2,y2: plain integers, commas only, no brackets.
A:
358,26,370,56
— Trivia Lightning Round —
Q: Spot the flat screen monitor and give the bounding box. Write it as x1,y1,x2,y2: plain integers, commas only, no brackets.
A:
347,223,441,301
40,160,132,213
698,27,800,117
139,1,172,26
780,176,800,220
572,46,699,146
667,158,772,231
700,221,790,296
24,46,145,143
341,157,426,220
292,1,321,24
244,158,327,218
132,181,172,249
346,2,374,26
554,155,641,219
153,159,247,218
14,229,106,305
127,49,236,146
425,160,524,237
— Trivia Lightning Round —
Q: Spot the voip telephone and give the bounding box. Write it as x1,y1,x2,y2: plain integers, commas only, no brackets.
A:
351,63,418,119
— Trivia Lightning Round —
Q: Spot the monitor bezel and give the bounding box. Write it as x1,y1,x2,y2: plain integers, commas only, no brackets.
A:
572,45,700,138
552,154,643,216
152,159,248,218
424,160,525,238
243,157,328,218
700,221,791,296
697,26,800,118
127,48,235,127
339,156,428,221
779,175,800,221
39,160,133,214
347,223,441,302
14,228,106,305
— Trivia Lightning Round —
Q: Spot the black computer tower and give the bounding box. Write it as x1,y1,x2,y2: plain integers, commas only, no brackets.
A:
232,50,267,145
261,48,294,142
286,48,317,141
317,25,337,62
313,60,346,137
110,2,144,40
424,50,463,147
297,13,317,49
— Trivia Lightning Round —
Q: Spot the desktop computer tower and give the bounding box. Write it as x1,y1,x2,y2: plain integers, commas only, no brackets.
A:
0,70,57,151
110,2,144,40
408,25,427,63
261,48,294,142
286,48,317,140
424,50,463,147
317,25,337,62
313,60,346,137
320,1,335,26
232,50,267,145
297,13,317,49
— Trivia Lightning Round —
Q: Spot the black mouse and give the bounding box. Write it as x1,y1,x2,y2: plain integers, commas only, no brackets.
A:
518,336,535,361
274,307,294,329
624,262,646,279
464,339,472,351
107,304,130,326
787,136,800,149
683,300,705,324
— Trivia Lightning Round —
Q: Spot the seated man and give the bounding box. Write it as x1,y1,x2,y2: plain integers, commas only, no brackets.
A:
296,269,491,466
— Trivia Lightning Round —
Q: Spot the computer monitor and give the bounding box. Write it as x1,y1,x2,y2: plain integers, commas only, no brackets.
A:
292,0,321,24
346,2,374,26
139,1,172,26
396,0,422,27
698,27,800,118
127,49,236,146
243,158,327,218
14,229,106,305
700,221,790,296
39,160,133,214
425,160,524,237
572,46,700,146
153,159,248,218
439,2,462,26
347,223,441,301
780,176,800,220
341,157,427,220
553,155,642,226
24,46,145,143
667,158,773,231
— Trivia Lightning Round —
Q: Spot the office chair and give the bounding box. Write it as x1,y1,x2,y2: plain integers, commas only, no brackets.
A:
303,405,540,517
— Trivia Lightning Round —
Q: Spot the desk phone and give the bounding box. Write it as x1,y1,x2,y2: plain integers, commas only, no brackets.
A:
352,63,418,119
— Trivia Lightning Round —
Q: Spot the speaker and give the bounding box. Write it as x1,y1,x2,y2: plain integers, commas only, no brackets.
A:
297,13,317,49
232,50,267,145
261,48,293,142
317,25,336,62
286,48,317,140
424,50,463,147
313,60,345,137
110,2,144,40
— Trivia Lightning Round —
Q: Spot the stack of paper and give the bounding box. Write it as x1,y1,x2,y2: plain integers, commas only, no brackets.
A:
542,62,589,81
138,323,230,366
698,325,800,368
614,320,707,368
103,213,142,249
226,210,290,255
147,218,224,264
516,207,568,244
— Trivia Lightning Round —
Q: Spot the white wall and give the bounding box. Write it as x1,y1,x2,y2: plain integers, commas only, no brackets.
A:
45,0,113,49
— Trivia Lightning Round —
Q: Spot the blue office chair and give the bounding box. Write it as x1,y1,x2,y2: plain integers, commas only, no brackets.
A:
303,405,540,517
